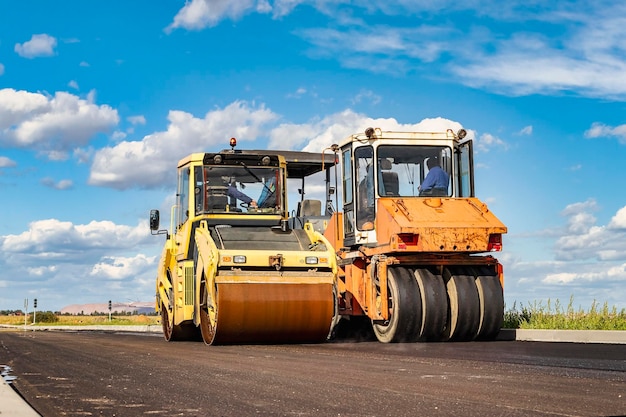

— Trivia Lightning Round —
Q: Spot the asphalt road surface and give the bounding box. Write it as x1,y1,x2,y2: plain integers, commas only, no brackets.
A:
0,330,624,417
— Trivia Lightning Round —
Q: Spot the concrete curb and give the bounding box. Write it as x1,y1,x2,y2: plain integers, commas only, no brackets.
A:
498,328,626,344
0,374,41,417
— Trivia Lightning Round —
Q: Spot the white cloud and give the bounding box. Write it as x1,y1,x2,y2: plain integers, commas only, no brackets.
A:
88,101,278,189
0,219,159,310
27,265,58,276
608,206,626,229
351,89,382,105
40,177,73,190
0,88,119,156
0,156,17,168
286,87,307,99
269,110,464,152
0,63,4,76
111,130,127,141
1,218,152,258
163,1,626,100
475,133,506,152
542,264,626,285
127,115,146,125
68,80,79,90
554,200,626,261
584,122,626,144
542,272,579,285
15,34,57,58
519,125,533,135
166,0,264,31
90,254,156,280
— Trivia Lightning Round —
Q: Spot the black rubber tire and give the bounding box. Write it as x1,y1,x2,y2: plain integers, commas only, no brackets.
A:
443,268,480,341
161,304,174,341
413,268,448,341
372,267,421,343
472,267,504,340
161,304,196,341
199,282,218,345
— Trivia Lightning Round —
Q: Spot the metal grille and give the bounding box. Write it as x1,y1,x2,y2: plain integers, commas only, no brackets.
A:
184,266,194,305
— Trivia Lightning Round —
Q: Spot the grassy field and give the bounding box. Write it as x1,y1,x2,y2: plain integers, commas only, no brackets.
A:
0,314,159,326
503,297,626,330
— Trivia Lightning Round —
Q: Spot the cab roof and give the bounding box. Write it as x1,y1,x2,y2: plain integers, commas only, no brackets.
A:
216,149,337,179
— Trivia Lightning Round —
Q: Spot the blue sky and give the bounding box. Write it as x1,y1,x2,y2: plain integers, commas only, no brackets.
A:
1,1,625,313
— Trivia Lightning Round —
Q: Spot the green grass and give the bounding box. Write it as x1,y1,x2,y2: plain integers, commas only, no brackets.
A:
0,314,159,326
503,297,626,330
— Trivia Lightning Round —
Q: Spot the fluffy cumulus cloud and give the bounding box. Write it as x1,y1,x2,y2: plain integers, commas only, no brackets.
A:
269,110,465,153
88,101,278,189
0,218,159,309
608,206,626,229
500,199,626,308
15,34,58,58
166,0,268,31
0,218,152,258
88,101,474,190
552,200,626,264
90,254,156,280
475,133,506,153
0,89,119,158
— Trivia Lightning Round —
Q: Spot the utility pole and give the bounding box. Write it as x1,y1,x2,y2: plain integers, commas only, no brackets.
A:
24,298,28,326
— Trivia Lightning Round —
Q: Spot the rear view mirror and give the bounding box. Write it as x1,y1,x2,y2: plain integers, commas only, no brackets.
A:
149,209,160,231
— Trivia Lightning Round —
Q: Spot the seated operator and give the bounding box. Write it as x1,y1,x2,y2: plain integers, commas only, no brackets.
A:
227,184,257,208
419,157,449,196
256,176,276,208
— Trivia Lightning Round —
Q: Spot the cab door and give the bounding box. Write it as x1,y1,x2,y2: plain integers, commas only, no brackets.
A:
457,140,474,197
340,147,356,247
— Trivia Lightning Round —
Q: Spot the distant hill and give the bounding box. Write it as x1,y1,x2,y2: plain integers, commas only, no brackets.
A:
60,302,154,315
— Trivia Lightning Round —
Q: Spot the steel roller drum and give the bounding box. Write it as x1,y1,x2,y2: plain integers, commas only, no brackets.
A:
211,276,335,344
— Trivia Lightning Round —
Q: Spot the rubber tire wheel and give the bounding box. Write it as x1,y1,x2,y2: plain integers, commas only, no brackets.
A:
161,305,174,341
372,267,421,343
443,268,480,341
161,304,191,341
199,282,218,345
473,267,504,340
413,268,448,341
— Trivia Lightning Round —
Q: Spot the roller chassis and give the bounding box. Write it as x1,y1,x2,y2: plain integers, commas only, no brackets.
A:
151,129,507,345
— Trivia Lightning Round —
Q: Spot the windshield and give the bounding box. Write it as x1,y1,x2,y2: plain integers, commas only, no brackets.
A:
194,165,281,215
377,145,452,197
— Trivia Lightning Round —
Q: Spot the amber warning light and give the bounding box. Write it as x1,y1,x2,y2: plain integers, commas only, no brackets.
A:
230,137,237,150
